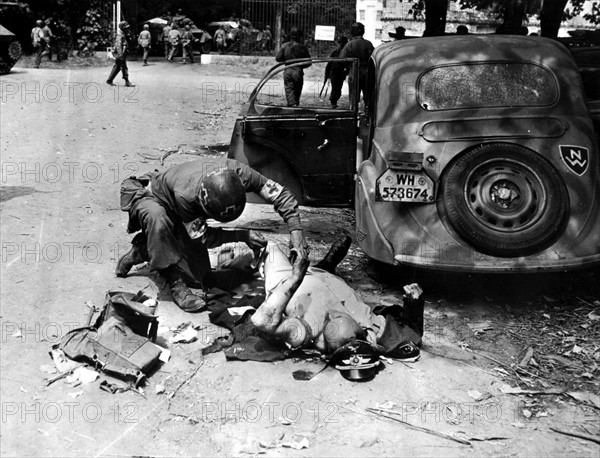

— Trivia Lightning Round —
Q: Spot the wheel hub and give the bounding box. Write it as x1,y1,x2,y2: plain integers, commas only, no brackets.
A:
490,180,520,209
465,159,546,233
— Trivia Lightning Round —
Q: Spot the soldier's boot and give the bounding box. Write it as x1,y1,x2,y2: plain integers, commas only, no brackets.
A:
106,66,119,85
124,79,135,87
314,235,352,275
163,267,206,313
115,233,148,278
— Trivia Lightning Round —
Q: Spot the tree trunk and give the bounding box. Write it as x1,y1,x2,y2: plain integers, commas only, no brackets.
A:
500,0,527,34
423,0,448,36
540,0,569,38
274,5,282,52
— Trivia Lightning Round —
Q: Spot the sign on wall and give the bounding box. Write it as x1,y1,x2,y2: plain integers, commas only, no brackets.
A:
315,25,336,41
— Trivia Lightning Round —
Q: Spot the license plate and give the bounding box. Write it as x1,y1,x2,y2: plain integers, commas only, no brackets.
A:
376,169,434,202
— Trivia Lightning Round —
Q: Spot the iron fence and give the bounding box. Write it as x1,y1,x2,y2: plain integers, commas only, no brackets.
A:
240,0,356,56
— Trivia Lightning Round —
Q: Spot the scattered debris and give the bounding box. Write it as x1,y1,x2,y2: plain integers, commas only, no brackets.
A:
567,391,600,409
467,320,494,336
158,348,172,363
359,438,381,448
167,361,205,400
467,390,493,402
377,401,397,410
588,310,600,321
518,346,535,367
279,416,292,425
497,384,563,396
169,322,199,344
550,427,600,445
194,110,224,116
366,407,471,445
281,437,310,450
67,367,99,385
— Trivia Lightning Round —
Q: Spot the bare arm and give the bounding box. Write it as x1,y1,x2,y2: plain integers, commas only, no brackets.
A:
251,255,309,332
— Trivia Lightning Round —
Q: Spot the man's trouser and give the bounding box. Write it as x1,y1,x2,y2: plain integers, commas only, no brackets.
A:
349,70,367,107
123,183,253,291
329,72,346,106
182,44,194,62
283,69,303,107
168,44,179,60
164,41,171,58
34,43,46,68
107,57,129,82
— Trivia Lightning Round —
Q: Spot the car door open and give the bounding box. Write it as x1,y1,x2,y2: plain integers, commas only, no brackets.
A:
228,58,360,206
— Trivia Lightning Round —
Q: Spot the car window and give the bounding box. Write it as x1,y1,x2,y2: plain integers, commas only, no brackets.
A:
417,63,558,110
253,61,352,113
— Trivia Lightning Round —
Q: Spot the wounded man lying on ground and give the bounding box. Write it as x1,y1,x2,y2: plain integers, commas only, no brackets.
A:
251,237,424,360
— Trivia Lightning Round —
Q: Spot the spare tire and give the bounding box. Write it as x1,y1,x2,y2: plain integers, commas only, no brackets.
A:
441,143,569,258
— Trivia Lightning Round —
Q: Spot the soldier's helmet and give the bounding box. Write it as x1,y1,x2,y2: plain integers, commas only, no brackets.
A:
198,169,246,222
119,21,130,31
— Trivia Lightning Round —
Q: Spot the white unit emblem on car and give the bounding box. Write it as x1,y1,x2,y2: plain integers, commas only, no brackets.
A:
560,145,589,176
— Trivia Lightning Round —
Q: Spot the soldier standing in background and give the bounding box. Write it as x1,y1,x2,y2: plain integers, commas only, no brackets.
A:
106,21,135,87
275,27,311,107
167,23,181,62
162,21,172,59
214,25,227,54
340,22,374,106
31,19,46,68
262,25,273,53
42,20,54,61
138,24,151,66
326,36,348,109
181,24,196,64
388,26,406,40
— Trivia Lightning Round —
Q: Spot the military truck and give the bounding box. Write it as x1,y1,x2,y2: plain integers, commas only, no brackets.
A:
0,24,21,74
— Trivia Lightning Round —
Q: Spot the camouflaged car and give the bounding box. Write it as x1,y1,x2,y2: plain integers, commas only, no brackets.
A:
228,35,600,272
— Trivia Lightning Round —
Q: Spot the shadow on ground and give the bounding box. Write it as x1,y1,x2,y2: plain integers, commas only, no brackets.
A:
370,262,600,305
0,185,37,203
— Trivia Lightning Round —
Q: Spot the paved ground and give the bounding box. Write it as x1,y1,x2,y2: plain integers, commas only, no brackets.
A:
1,60,599,457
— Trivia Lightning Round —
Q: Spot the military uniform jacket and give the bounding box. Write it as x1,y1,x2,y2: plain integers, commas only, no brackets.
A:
138,30,151,48
339,36,374,72
113,31,128,59
181,30,194,46
275,41,311,73
150,159,302,232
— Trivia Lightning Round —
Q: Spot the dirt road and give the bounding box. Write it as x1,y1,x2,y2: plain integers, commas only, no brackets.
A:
1,61,599,457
